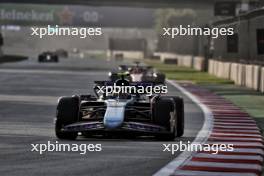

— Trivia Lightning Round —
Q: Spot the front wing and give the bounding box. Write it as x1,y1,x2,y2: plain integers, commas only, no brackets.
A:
61,121,169,135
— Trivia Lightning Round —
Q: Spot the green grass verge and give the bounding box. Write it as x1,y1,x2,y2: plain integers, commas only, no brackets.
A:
85,53,107,60
146,59,264,135
145,60,233,84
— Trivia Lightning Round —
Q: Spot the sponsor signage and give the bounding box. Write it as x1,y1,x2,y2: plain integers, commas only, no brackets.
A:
0,4,154,28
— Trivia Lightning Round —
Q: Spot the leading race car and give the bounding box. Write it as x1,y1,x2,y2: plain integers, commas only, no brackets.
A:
55,78,184,140
38,51,59,63
109,62,165,84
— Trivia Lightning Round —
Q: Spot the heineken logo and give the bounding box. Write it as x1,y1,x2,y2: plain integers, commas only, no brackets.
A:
0,9,54,22
0,6,76,24
0,4,154,28
0,5,99,25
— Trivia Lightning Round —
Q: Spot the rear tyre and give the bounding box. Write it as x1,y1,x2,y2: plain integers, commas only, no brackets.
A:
54,56,59,63
155,73,165,84
109,72,119,82
153,97,176,141
174,97,184,137
55,96,79,140
175,97,184,137
38,56,43,62
166,96,184,137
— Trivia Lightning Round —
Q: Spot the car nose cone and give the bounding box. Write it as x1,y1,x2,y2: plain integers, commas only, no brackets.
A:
104,119,122,129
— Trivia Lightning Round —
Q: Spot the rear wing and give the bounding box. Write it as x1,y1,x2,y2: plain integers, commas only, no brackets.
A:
94,80,164,87
118,64,153,71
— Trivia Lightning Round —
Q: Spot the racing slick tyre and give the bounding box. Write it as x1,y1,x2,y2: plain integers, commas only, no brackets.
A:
55,96,79,140
109,72,119,82
54,56,59,62
169,96,184,137
155,73,165,84
153,97,176,141
38,56,43,62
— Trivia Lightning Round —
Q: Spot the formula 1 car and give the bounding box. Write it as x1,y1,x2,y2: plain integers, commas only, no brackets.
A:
55,78,184,141
55,49,68,58
109,62,165,84
38,51,59,62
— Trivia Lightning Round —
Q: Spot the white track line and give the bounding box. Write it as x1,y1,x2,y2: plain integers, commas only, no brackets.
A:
154,80,213,176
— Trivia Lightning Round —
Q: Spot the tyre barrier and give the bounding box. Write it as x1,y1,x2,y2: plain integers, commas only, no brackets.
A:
237,64,246,86
253,65,261,91
154,52,178,62
179,55,193,68
154,53,205,71
159,83,264,176
209,60,264,93
193,56,204,71
155,55,263,93
230,63,239,84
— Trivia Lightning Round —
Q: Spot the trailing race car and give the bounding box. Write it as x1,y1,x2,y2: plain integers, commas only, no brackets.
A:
55,49,68,58
109,62,165,84
55,78,184,140
38,51,59,63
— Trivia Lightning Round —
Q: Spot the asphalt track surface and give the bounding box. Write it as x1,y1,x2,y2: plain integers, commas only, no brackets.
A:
0,57,204,176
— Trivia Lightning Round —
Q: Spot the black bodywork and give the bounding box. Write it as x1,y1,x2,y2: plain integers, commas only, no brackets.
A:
109,62,165,84
55,49,68,58
38,51,59,62
55,80,184,140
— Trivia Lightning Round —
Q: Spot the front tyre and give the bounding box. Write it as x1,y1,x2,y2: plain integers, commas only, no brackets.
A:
55,96,79,140
153,97,176,141
38,56,43,62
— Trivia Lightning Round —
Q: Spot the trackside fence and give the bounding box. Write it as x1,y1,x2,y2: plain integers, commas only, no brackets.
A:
209,59,264,93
